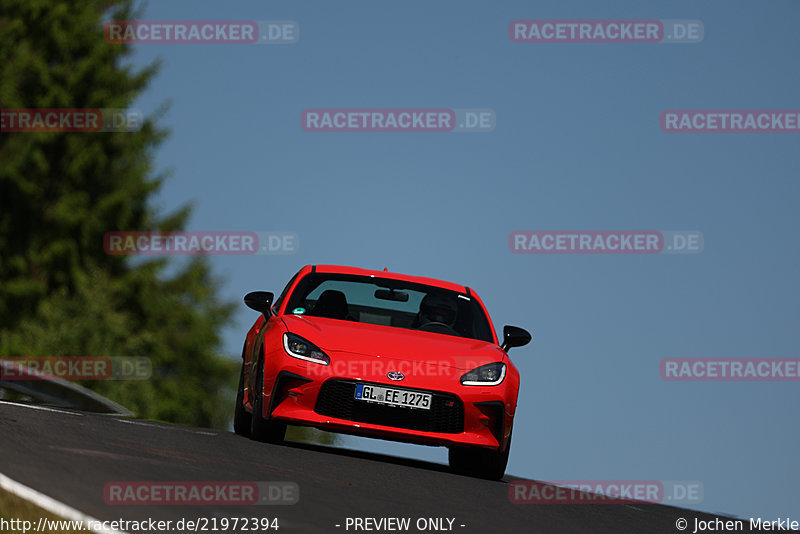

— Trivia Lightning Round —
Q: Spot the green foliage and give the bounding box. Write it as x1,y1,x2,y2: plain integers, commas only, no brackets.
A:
285,426,338,446
0,0,237,429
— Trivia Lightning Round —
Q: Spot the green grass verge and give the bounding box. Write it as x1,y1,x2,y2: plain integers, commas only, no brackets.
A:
0,489,86,533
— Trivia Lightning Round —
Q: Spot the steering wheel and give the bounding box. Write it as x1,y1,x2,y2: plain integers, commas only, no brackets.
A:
418,321,459,335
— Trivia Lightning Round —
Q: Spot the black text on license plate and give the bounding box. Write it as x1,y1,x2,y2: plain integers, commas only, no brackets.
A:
354,384,431,410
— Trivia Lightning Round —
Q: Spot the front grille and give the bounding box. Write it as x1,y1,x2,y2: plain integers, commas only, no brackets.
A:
314,380,464,434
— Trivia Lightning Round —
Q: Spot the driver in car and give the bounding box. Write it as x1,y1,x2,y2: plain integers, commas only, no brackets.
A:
416,292,459,335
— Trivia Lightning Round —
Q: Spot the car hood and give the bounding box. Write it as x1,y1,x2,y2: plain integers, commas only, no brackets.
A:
280,315,504,370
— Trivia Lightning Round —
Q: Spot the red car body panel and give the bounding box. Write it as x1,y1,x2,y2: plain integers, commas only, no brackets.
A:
240,265,520,451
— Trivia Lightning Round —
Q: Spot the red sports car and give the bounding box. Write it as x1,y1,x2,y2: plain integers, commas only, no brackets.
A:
234,265,531,479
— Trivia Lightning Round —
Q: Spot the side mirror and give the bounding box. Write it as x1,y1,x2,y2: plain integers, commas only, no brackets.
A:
501,325,532,352
244,291,275,316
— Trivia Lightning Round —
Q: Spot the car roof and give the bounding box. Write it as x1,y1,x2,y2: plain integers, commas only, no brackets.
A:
303,264,469,294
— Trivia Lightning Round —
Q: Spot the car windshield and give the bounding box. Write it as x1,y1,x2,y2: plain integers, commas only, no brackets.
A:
284,273,494,343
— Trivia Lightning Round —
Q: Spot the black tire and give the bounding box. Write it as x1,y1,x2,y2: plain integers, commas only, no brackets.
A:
233,359,251,437
448,430,512,480
249,352,286,443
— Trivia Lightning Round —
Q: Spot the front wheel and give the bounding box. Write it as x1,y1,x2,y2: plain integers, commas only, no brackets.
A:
448,431,512,480
233,359,251,437
249,353,286,444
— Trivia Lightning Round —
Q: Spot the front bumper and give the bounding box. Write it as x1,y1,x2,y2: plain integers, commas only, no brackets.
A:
264,350,513,450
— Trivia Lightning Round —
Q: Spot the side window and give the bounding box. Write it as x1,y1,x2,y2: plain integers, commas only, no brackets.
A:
469,299,494,343
272,270,302,313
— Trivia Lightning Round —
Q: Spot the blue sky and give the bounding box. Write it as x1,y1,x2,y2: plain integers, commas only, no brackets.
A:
125,0,799,521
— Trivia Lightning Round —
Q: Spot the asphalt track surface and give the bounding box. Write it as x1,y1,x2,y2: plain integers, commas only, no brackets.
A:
0,401,765,534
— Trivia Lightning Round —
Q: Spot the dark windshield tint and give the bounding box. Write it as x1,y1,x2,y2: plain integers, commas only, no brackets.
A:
284,273,493,343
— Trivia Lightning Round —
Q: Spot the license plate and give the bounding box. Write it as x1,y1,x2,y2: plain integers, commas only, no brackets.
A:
354,383,432,410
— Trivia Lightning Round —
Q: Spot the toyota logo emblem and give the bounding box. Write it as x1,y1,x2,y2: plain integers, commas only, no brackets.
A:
387,371,404,381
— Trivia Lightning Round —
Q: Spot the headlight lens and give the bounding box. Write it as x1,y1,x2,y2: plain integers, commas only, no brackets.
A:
283,333,330,365
460,362,506,386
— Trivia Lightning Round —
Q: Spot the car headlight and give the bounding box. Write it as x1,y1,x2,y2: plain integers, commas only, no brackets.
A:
460,362,506,386
283,333,330,365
